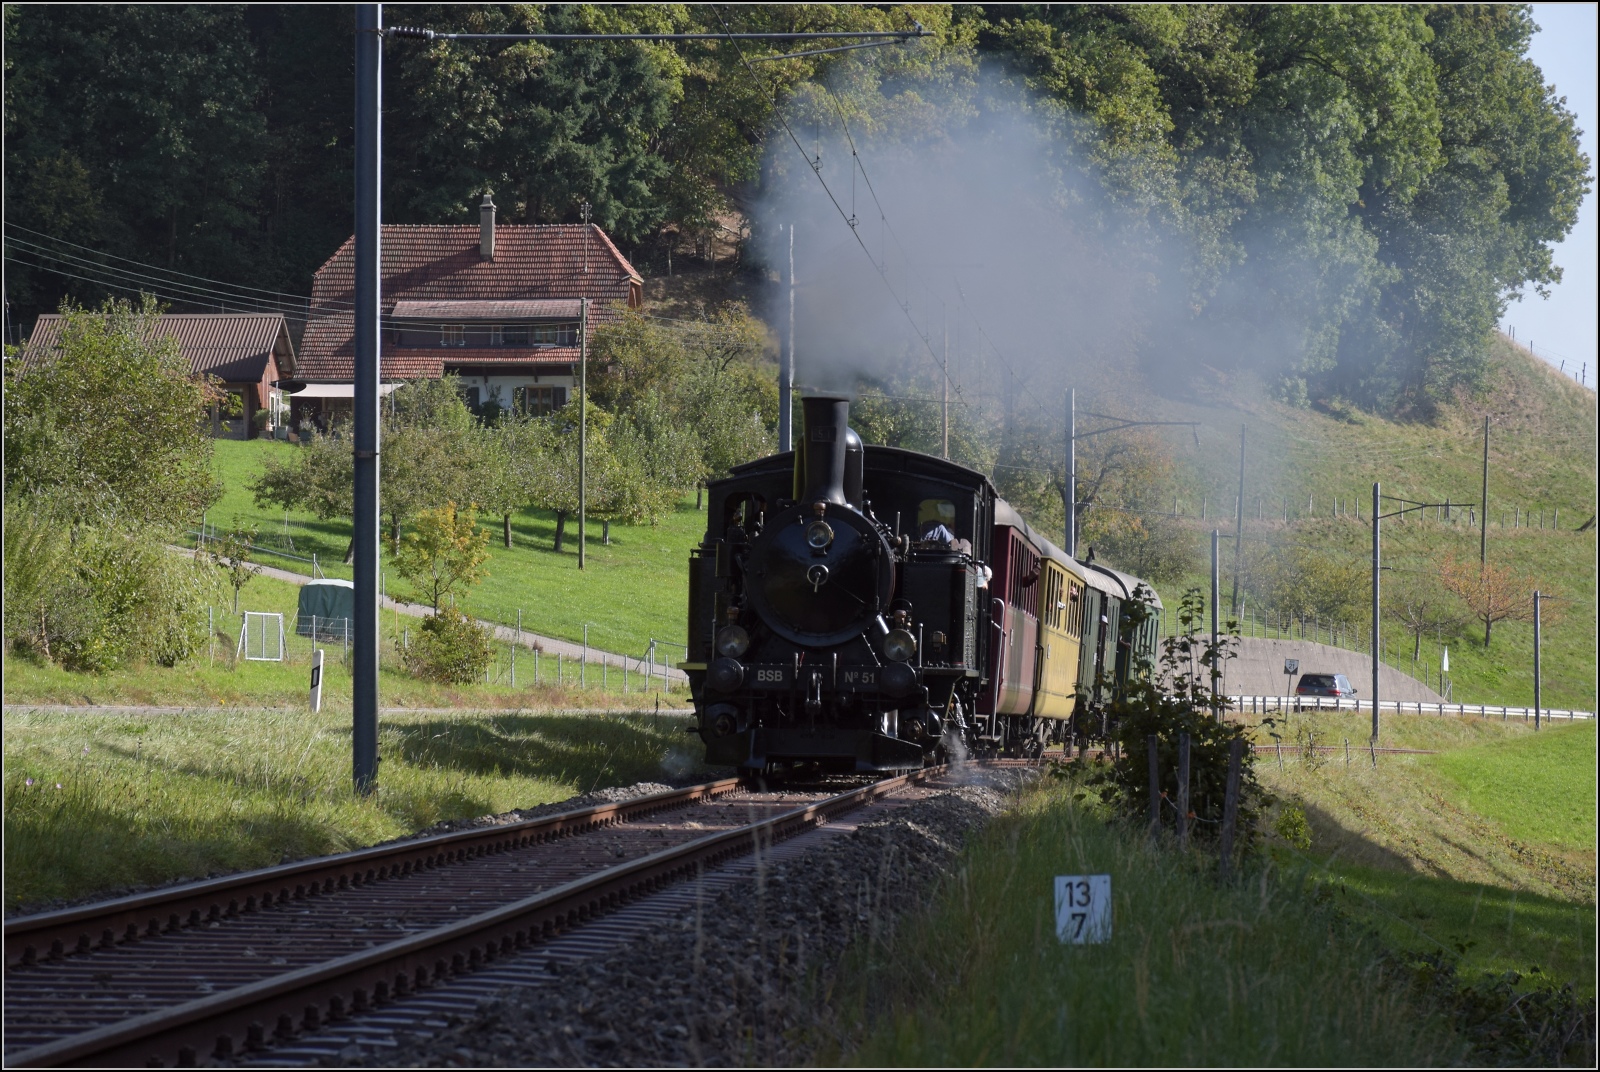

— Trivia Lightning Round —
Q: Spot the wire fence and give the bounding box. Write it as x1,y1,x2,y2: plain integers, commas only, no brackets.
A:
203,604,688,697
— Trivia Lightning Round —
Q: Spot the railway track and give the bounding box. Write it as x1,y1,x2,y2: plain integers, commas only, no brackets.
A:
4,765,993,1068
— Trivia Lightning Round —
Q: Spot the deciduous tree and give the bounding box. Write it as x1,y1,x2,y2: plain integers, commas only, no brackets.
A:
5,297,221,528
387,501,490,612
1439,554,1540,648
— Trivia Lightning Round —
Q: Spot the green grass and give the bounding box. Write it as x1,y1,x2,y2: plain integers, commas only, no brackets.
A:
208,438,701,656
2,573,686,710
823,779,1464,1066
1426,720,1597,850
3,705,709,912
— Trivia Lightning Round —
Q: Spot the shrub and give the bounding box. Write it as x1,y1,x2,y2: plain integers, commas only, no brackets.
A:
403,606,493,684
5,503,213,671
1072,587,1271,852
1274,802,1313,850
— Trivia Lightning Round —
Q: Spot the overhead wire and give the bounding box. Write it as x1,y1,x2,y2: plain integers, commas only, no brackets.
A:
712,6,970,404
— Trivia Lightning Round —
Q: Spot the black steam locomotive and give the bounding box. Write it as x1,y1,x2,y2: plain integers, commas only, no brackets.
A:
683,395,1162,774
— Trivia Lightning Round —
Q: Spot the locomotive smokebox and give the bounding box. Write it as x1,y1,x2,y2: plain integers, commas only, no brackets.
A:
796,395,851,506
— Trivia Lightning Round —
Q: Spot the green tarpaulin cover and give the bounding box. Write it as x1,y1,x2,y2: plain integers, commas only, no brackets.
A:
296,580,354,638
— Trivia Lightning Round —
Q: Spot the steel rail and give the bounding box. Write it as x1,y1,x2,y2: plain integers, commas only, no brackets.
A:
4,777,743,969
7,767,942,1068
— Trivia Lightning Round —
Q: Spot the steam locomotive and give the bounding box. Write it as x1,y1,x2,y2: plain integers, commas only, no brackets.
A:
683,395,1162,774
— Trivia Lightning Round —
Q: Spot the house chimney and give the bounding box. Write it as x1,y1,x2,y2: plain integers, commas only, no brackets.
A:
480,192,496,260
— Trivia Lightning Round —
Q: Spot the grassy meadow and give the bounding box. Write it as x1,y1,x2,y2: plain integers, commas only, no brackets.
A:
824,778,1465,1067
208,439,702,657
3,705,709,912
822,708,1593,1065
2,571,686,710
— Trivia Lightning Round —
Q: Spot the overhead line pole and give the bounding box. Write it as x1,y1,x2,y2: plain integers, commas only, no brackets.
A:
780,223,794,453
1232,426,1245,615
579,297,588,571
1065,388,1076,557
942,305,949,459
1371,482,1380,744
351,2,382,794
1065,403,1199,561
1480,416,1489,566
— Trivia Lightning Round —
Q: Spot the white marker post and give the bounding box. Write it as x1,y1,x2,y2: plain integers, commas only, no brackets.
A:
1055,874,1112,944
310,648,325,713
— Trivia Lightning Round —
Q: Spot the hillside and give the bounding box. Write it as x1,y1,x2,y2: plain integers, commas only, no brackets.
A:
1102,334,1596,712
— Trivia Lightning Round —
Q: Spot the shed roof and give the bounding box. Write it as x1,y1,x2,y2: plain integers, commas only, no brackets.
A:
23,313,292,383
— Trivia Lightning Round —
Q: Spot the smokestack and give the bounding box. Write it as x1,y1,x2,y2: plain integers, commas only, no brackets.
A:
795,395,850,506
479,192,496,261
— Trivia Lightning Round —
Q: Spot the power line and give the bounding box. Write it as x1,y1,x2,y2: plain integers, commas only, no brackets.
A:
713,7,968,407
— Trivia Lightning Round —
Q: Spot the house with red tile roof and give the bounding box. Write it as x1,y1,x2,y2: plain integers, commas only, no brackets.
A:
293,195,641,429
23,312,294,440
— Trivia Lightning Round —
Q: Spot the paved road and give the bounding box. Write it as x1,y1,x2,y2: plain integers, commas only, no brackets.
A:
1224,636,1446,703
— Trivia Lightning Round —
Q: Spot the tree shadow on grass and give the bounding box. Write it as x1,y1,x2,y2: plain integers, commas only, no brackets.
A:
382,712,705,788
1286,803,1596,991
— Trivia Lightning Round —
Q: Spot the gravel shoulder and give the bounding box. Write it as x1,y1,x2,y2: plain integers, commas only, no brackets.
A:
380,765,1034,1068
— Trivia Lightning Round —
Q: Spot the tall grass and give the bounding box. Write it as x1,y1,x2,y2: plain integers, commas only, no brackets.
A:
825,780,1464,1066
3,707,707,911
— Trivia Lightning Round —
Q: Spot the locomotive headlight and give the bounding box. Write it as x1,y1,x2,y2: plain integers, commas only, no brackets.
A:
805,519,835,551
883,627,918,662
714,624,750,658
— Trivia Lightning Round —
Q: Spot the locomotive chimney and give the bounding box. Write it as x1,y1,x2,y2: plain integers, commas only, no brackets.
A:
796,395,850,506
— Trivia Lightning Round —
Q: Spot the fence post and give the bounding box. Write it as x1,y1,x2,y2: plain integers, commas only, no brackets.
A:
208,606,215,666
535,648,540,686
1176,733,1191,850
557,652,563,687
583,624,589,690
1147,735,1161,838
1219,737,1243,880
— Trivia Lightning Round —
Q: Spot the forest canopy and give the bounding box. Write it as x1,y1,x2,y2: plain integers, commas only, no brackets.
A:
4,3,1589,416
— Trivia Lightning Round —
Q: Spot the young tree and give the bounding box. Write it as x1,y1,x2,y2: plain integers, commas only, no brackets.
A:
209,522,263,613
1385,567,1465,661
1439,555,1539,648
6,297,221,527
386,501,490,612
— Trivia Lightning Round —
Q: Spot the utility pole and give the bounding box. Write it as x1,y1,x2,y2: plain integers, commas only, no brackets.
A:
1065,388,1076,556
1533,590,1543,730
779,223,795,452
1211,528,1221,710
1371,482,1380,743
941,305,950,459
1231,425,1245,615
1064,400,1197,561
351,2,382,794
578,297,588,570
1480,415,1489,566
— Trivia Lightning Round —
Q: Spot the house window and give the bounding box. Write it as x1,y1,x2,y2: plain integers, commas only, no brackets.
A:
441,324,466,347
514,385,566,416
498,325,530,346
532,322,576,346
